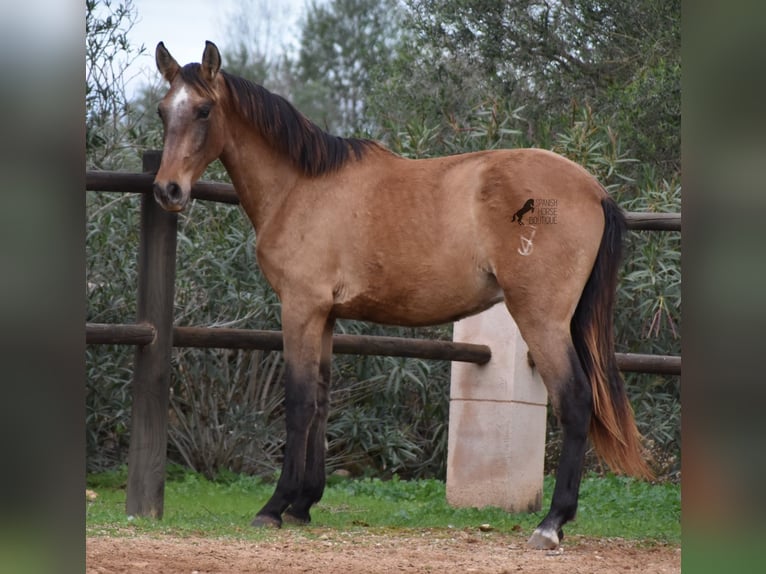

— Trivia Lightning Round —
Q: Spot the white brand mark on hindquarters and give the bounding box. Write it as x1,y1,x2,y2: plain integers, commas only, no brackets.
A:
518,225,537,256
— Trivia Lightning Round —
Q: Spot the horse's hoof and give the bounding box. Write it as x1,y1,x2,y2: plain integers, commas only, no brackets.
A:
251,514,282,528
283,511,310,525
527,527,560,550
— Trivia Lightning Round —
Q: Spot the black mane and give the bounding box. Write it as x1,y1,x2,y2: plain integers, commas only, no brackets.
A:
178,64,377,177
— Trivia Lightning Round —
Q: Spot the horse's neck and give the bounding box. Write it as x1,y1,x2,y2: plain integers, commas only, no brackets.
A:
220,127,300,233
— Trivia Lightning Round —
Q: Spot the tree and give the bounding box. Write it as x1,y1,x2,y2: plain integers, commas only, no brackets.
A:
295,0,407,135
86,0,146,169
389,0,680,175
220,0,301,98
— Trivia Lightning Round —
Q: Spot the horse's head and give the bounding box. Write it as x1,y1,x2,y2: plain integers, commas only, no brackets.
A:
153,41,226,211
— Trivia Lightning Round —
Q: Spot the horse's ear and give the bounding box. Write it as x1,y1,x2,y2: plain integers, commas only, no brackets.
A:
155,42,180,83
201,41,221,82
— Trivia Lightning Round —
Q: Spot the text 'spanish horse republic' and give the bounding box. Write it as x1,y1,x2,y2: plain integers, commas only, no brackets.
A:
152,41,652,550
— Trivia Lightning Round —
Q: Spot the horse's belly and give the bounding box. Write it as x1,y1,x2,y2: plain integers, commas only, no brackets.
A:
332,274,503,327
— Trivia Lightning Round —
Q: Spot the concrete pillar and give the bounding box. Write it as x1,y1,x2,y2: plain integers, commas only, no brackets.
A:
447,303,548,513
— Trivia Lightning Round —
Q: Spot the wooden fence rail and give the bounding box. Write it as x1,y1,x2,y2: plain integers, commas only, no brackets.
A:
85,151,681,518
84,322,680,375
86,322,491,363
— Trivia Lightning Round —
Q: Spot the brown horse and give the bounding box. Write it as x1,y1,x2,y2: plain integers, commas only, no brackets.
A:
152,41,651,550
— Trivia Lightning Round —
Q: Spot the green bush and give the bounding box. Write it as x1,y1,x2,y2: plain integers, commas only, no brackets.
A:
86,191,141,471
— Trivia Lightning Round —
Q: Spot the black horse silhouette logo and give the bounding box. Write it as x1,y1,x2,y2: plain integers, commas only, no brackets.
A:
511,198,535,224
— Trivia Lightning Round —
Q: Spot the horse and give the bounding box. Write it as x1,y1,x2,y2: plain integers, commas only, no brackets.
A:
152,41,651,550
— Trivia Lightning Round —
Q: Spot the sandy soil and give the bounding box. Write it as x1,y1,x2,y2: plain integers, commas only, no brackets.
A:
87,528,680,574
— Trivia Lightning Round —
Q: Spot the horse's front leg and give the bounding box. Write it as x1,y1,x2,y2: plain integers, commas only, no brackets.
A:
284,317,334,524
252,305,332,528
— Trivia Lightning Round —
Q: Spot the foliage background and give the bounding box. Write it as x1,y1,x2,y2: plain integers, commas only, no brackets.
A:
86,0,680,482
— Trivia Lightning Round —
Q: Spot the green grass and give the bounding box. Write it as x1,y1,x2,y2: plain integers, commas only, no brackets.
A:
86,467,680,544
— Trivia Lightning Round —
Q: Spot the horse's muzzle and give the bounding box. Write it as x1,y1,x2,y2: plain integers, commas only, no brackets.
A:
152,181,187,212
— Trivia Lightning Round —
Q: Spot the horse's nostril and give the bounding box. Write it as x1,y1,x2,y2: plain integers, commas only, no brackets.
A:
152,182,164,202
167,181,182,201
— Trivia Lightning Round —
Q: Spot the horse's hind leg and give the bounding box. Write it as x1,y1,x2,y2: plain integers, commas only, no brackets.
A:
529,343,591,549
284,318,334,524
504,306,592,549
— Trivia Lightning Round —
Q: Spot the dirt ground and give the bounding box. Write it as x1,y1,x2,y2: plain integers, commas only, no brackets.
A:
87,529,680,574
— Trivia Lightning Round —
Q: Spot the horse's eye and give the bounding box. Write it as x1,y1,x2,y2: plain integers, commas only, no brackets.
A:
197,105,211,120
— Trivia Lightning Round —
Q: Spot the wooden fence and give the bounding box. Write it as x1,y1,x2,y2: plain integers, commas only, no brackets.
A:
85,151,681,518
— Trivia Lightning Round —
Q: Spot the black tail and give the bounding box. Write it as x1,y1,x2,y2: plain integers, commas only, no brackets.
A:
570,196,652,479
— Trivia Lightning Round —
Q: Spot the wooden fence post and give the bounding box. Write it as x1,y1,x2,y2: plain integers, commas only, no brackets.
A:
447,303,548,513
126,151,177,518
